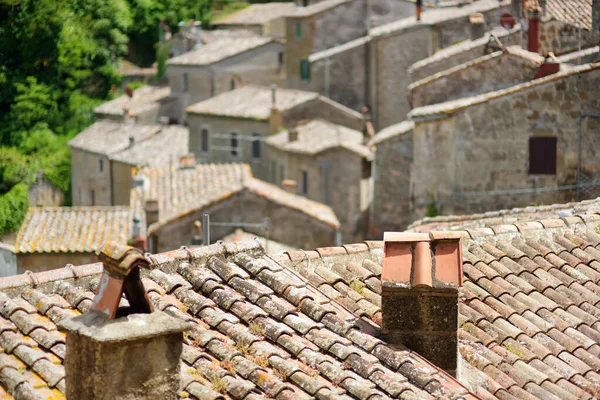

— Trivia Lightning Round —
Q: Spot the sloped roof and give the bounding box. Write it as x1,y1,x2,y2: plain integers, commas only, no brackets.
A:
131,163,340,232
408,198,600,232
291,214,600,398
371,120,414,145
220,229,298,254
213,2,297,25
186,86,319,120
14,207,131,254
526,0,593,30
69,121,189,167
94,85,172,117
167,37,278,66
266,119,371,158
0,240,476,399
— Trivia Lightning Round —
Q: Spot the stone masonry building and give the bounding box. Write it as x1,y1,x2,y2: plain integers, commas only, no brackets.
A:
167,37,285,124
265,119,372,242
69,121,188,207
185,85,364,181
211,2,296,39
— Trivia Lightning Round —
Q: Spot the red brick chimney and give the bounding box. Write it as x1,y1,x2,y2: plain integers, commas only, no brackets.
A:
534,53,560,79
528,9,540,53
381,231,463,375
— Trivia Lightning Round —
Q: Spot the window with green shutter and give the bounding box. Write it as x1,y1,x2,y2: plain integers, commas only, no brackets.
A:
295,22,302,39
300,59,310,81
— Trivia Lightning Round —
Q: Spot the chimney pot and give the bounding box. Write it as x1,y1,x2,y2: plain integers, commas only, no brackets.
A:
381,231,463,375
179,153,196,169
416,0,422,21
145,200,159,228
281,179,297,193
59,242,190,399
469,13,486,41
270,106,283,135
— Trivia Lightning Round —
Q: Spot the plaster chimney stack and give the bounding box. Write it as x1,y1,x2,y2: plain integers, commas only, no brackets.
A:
270,85,283,134
130,216,147,251
416,0,423,21
469,13,486,41
288,126,299,142
281,179,297,193
144,200,159,229
179,153,196,169
381,231,463,375
59,242,189,400
528,8,541,53
593,0,600,43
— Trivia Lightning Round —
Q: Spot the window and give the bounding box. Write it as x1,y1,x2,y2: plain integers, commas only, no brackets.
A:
182,73,189,92
279,164,284,182
230,78,235,90
295,22,302,39
201,128,209,153
529,136,557,175
301,170,308,195
278,52,284,69
82,152,86,168
252,133,261,159
230,132,239,157
98,158,104,173
300,59,310,81
90,189,95,206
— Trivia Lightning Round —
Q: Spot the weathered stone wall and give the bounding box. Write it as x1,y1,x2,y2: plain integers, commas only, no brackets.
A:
373,26,432,129
539,20,598,57
373,129,413,235
309,38,369,111
16,252,98,274
154,190,338,252
0,243,16,277
28,175,64,207
410,52,539,108
410,67,600,220
71,149,112,206
264,144,365,241
187,114,271,181
112,161,135,206
313,0,366,51
370,0,418,27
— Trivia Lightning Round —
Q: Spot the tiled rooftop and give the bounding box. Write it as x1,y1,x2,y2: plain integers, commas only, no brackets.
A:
221,229,297,254
408,62,600,119
370,120,414,145
14,207,131,254
289,0,350,17
94,85,172,117
69,121,189,167
528,0,593,30
186,85,319,120
131,163,340,233
285,212,600,399
167,37,277,66
266,119,371,158
213,2,297,25
409,198,600,233
0,240,476,399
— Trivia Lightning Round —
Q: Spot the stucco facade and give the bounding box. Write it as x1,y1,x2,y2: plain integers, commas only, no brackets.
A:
71,149,112,206
409,65,600,220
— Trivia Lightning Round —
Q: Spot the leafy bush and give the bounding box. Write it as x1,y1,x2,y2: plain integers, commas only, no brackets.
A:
0,183,29,236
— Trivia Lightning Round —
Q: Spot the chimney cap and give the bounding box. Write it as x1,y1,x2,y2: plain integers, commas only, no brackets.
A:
382,231,463,289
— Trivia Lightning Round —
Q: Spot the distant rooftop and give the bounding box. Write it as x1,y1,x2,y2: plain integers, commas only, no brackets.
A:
94,85,172,117
527,0,593,30
69,121,189,167
289,0,350,17
213,2,296,25
186,85,319,120
132,163,340,232
14,207,131,254
167,37,277,66
266,119,371,157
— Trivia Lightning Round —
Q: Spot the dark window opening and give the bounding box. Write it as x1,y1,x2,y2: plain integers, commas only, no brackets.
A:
90,189,95,206
183,73,189,92
529,136,557,175
300,59,310,81
252,133,261,159
278,52,284,69
230,78,235,90
301,170,308,195
201,128,209,152
230,132,239,157
296,22,302,39
362,159,372,179
99,158,104,173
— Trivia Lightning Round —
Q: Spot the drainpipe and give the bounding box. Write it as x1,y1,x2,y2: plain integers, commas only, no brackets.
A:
335,230,342,246
577,113,600,201
324,56,331,98
109,159,114,206
369,152,376,237
202,213,210,245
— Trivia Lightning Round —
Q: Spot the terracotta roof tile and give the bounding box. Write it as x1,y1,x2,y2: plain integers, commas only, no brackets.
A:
14,207,131,254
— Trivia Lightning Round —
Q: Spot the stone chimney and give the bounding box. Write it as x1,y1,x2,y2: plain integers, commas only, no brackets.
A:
129,216,147,251
281,179,297,193
469,13,486,41
144,200,159,228
59,242,189,400
381,231,463,375
179,153,196,169
416,0,423,21
593,0,600,42
528,9,540,53
288,126,299,142
270,85,283,134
